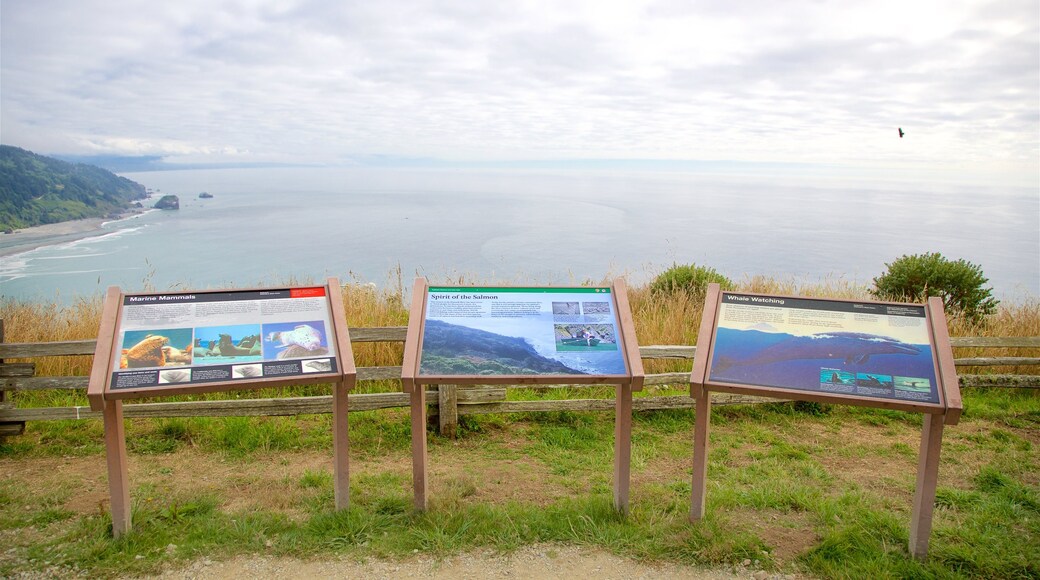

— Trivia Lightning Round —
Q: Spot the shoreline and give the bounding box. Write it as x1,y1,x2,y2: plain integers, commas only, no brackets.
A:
0,217,122,258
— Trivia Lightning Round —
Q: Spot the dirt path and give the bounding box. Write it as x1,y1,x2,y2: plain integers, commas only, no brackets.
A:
144,545,794,579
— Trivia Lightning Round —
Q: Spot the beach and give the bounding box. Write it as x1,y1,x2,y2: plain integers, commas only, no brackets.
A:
0,218,110,258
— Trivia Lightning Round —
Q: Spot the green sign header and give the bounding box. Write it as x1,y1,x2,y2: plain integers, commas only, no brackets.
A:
427,287,610,294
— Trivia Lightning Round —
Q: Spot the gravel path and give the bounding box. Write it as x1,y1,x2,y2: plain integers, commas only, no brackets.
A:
142,545,798,580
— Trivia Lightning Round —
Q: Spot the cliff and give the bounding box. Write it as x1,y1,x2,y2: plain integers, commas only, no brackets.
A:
0,145,148,230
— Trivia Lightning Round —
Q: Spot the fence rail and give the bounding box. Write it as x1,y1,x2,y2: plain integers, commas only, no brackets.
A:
2,325,1038,437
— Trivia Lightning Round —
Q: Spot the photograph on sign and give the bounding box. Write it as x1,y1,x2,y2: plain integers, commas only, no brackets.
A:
109,287,339,391
419,287,627,377
708,294,940,403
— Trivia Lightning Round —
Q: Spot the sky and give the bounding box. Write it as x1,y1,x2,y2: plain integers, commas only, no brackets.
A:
2,0,1037,184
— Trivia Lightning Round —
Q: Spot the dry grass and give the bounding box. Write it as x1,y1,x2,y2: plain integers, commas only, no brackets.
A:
2,275,1037,379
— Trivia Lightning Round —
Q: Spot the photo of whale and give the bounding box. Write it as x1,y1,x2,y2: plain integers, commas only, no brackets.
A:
710,327,939,403
713,331,920,372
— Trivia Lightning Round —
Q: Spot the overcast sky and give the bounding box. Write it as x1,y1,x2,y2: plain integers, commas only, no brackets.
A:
2,0,1037,183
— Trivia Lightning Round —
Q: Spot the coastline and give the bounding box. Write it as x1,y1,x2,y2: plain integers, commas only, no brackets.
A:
0,218,112,258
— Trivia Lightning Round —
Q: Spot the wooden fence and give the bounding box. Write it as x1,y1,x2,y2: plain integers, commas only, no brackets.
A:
1,322,1038,439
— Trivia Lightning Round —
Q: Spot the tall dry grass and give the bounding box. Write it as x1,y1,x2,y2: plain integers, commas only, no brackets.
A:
2,276,1037,379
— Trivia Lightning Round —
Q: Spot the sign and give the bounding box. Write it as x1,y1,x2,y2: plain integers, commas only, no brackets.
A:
86,279,357,537
401,278,644,514
688,284,961,560
706,293,942,408
418,286,629,380
104,287,342,399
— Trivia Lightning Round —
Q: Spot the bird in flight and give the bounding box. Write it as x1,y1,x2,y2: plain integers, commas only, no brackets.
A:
898,128,905,138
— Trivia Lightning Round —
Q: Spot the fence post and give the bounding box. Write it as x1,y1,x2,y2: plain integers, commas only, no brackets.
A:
0,320,27,440
438,384,458,438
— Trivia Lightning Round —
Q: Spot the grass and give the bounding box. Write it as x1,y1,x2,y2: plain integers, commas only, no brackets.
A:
0,275,1038,578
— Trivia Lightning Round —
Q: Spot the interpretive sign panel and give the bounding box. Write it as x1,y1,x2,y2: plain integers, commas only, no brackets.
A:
100,285,346,400
87,279,357,537
417,286,628,380
689,284,961,560
402,278,644,513
706,293,942,408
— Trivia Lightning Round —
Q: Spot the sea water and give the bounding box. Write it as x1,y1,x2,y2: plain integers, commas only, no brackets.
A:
1,166,1036,303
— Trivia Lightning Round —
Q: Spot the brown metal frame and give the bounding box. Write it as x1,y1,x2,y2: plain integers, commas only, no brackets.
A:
402,277,645,512
86,278,357,537
688,283,962,561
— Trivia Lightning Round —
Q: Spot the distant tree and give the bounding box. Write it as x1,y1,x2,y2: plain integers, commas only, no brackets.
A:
870,252,998,324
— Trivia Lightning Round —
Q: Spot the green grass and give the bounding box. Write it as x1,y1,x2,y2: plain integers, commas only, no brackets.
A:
1,388,1037,578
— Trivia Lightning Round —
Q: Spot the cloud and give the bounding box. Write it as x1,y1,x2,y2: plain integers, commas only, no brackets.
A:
1,0,1036,181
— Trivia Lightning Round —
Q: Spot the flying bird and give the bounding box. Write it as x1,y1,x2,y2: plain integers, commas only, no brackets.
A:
898,128,905,138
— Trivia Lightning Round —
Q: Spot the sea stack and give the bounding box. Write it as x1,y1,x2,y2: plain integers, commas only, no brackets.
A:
154,195,180,210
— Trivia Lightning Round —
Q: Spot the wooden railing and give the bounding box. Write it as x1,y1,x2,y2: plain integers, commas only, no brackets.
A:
1,324,1038,438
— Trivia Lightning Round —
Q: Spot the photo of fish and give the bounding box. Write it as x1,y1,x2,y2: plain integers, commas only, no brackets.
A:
118,328,194,369
262,321,330,360
193,324,263,365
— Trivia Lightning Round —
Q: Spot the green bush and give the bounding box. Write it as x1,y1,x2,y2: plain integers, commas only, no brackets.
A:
650,263,734,297
870,252,998,323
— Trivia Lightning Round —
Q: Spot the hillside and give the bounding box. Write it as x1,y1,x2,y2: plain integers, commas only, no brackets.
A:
0,145,148,231
420,319,582,375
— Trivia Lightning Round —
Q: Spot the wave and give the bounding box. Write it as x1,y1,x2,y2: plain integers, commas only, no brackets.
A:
0,224,147,262
0,256,30,278
34,251,120,260
101,209,157,228
2,266,144,282
58,227,145,249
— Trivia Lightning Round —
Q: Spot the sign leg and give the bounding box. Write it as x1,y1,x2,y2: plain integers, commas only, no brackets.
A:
102,400,131,537
613,383,633,514
332,381,350,510
690,390,711,521
909,413,945,560
411,385,428,511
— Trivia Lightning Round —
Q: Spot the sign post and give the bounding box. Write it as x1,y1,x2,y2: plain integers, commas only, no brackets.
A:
689,283,960,560
402,278,644,513
87,278,357,537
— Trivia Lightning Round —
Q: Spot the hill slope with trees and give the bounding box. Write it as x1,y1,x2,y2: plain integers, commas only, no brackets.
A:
0,145,148,231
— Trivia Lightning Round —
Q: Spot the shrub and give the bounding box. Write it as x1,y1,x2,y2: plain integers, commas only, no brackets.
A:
870,252,998,323
650,263,734,297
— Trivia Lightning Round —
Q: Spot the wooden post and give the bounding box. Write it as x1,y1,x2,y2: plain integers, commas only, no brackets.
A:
909,412,945,560
411,383,428,511
332,380,350,510
438,384,458,439
613,382,633,514
103,400,132,537
689,389,711,521
0,320,27,439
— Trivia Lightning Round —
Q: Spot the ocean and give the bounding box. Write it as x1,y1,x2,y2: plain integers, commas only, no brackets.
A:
1,166,1037,303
